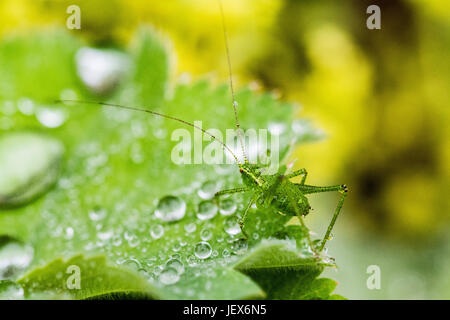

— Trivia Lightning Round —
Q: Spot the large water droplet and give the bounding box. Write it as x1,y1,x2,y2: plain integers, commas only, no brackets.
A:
121,258,141,271
36,107,66,128
165,258,184,275
224,216,241,236
198,181,220,200
0,133,63,208
17,98,34,115
76,47,130,95
159,267,180,285
219,198,237,215
0,237,34,280
155,196,186,222
194,241,212,260
196,201,217,221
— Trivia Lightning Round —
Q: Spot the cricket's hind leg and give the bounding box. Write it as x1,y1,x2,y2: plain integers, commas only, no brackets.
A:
284,190,318,257
298,184,348,252
285,168,308,184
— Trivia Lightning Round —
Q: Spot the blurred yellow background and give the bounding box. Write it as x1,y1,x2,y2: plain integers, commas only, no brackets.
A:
0,0,449,299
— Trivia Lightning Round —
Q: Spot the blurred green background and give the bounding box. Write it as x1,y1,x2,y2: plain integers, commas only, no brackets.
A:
0,0,449,299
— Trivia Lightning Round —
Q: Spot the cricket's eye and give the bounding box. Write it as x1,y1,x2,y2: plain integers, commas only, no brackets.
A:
239,168,244,173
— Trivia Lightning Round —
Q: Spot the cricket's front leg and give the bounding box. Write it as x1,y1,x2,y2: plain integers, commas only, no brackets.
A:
239,193,259,239
213,187,249,205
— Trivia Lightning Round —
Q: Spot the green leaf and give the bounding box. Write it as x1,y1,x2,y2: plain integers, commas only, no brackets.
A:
18,255,159,300
0,28,342,299
233,238,337,300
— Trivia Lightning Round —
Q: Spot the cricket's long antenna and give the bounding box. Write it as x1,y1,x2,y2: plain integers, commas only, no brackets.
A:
57,100,240,164
218,0,248,164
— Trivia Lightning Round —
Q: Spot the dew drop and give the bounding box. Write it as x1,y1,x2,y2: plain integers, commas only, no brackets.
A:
17,98,34,115
219,198,237,215
198,181,220,200
112,236,122,246
165,258,184,275
64,227,74,240
146,257,157,268
230,239,248,255
127,235,139,248
122,258,141,271
155,196,186,222
88,208,107,221
200,228,213,241
36,107,66,128
0,133,63,208
98,230,113,241
222,249,230,258
196,201,217,221
76,47,130,95
150,224,164,239
184,223,197,233
0,238,34,280
224,216,241,236
194,241,212,260
172,242,181,252
159,267,180,285
186,255,197,267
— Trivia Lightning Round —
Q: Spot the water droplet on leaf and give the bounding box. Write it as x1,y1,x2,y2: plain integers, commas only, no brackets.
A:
224,216,241,236
194,241,212,260
155,196,186,222
159,267,180,285
0,237,34,280
200,228,213,241
198,181,220,200
0,132,63,208
196,201,217,221
150,224,164,239
219,198,237,215
165,258,184,275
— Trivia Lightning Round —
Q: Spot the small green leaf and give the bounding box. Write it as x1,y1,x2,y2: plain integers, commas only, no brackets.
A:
234,239,337,299
18,255,160,300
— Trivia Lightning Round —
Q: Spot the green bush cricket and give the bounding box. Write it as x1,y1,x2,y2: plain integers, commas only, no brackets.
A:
58,1,347,257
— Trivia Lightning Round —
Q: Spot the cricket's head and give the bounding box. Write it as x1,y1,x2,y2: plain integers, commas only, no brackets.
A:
239,162,263,187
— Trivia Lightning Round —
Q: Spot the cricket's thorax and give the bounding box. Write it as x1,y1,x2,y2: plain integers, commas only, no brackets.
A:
269,180,311,216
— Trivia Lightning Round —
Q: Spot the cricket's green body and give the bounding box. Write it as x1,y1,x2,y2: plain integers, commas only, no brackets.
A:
239,163,310,216
215,162,348,253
